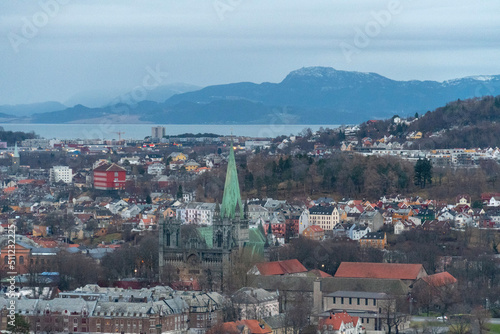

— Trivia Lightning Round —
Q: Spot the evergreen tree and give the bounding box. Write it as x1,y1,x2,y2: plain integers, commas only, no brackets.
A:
7,315,30,334
176,184,183,200
414,158,432,188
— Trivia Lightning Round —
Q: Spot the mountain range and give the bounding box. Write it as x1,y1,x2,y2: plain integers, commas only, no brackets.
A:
3,67,500,124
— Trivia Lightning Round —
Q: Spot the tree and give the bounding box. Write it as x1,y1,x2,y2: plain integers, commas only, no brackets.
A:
414,158,432,188
471,306,490,334
8,315,30,334
380,295,410,334
176,184,183,200
160,263,179,285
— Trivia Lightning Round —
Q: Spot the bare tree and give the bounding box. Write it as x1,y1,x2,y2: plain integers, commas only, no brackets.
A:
380,295,410,334
471,306,490,334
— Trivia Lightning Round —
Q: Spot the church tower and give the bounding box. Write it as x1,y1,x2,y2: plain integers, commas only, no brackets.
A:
213,142,248,250
158,140,249,283
11,143,20,173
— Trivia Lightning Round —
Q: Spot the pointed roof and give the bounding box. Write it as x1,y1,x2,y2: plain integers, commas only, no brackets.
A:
13,143,19,158
220,143,243,219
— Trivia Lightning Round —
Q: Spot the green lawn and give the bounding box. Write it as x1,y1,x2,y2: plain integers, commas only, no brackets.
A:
89,233,122,246
489,323,500,333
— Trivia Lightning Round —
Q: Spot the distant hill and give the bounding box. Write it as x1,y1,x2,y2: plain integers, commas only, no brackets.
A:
64,83,201,108
409,95,500,133
16,67,500,124
360,95,500,149
409,95,500,148
0,101,66,117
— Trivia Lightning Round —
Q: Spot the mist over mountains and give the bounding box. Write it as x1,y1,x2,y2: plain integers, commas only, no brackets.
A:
3,67,500,124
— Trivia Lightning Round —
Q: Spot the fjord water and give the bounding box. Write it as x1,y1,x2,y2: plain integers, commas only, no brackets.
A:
0,124,340,140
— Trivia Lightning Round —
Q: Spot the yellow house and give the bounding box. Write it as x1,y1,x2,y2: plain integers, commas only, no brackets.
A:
359,232,387,249
33,225,49,237
169,152,187,161
184,160,200,172
162,207,176,219
410,131,423,139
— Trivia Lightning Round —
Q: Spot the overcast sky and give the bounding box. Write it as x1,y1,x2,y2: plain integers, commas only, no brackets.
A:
1,0,500,105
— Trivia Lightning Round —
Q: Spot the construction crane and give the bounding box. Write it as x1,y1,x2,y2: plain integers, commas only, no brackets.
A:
113,131,125,142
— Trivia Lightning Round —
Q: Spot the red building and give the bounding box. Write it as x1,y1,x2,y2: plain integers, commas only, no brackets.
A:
93,163,126,190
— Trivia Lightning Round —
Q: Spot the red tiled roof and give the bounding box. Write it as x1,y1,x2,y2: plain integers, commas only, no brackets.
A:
319,311,358,331
421,272,457,287
18,179,35,184
240,320,272,334
3,187,17,193
254,259,307,276
334,262,425,280
306,225,324,232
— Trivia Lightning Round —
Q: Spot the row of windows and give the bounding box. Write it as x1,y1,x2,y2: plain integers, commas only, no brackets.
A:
333,297,377,306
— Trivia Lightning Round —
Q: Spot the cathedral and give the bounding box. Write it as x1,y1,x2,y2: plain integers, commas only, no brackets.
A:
158,144,249,283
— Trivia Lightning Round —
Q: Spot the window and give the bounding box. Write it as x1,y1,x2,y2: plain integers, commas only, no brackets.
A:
373,299,376,306
332,297,336,304
349,298,352,305
367,318,370,324
19,256,24,265
341,297,344,304
4,256,7,264
365,299,368,306
357,298,360,305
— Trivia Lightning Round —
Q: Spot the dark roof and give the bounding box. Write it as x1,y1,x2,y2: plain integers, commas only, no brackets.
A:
325,291,389,299
94,163,126,172
247,276,409,295
360,232,385,240
309,206,335,215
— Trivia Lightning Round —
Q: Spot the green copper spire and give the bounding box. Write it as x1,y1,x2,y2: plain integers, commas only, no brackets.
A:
220,143,244,219
13,143,19,158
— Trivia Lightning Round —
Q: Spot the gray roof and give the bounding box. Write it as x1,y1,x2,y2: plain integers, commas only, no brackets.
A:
36,298,97,314
321,278,409,296
263,314,287,329
31,247,59,255
248,276,409,296
94,301,151,317
174,291,224,312
325,291,389,299
309,206,336,215
232,287,277,304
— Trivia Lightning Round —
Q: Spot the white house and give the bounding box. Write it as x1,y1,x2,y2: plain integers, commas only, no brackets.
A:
50,166,73,183
489,196,500,207
147,162,166,175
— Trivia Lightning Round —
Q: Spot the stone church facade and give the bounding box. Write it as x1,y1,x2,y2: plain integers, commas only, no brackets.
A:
159,144,249,282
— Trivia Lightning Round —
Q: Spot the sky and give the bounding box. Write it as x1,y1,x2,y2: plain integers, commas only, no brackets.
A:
1,0,500,105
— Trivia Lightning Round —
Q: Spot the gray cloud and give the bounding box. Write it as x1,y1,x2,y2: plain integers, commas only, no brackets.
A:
0,0,499,105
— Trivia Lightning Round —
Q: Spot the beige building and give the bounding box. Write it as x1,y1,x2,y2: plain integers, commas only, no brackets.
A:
308,206,340,231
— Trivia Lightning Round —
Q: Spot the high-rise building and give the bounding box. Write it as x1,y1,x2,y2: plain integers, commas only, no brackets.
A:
50,166,73,184
151,126,166,139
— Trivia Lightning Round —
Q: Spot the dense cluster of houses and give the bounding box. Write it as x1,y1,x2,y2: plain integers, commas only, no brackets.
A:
0,257,459,334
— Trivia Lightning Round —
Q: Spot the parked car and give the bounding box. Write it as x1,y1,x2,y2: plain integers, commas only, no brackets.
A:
437,316,448,321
